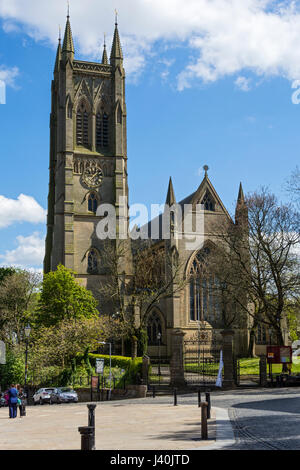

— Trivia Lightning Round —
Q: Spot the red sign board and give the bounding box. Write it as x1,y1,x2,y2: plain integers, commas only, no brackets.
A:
267,346,292,364
91,376,99,390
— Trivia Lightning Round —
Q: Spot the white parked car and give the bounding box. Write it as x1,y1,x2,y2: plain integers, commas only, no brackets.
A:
33,388,56,405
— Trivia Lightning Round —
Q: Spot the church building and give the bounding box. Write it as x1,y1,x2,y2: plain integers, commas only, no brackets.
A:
44,14,251,359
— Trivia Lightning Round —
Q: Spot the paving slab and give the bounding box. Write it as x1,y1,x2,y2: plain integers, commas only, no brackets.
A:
0,400,216,450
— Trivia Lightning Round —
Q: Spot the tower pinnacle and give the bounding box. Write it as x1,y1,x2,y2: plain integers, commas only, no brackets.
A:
110,17,123,64
166,177,176,206
102,34,108,65
62,9,75,60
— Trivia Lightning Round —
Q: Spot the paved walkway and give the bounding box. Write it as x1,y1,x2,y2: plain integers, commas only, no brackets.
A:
0,400,219,451
10,387,300,451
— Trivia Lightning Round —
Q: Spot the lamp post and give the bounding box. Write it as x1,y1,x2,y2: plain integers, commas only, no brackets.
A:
268,327,272,382
157,332,162,380
24,324,31,399
99,341,111,400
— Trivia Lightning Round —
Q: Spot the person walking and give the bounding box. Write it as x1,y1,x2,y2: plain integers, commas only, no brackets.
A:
3,390,9,407
8,384,18,419
17,387,26,417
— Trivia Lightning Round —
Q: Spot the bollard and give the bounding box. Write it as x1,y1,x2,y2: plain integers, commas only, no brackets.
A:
87,404,96,450
276,376,280,387
201,402,208,440
174,388,177,406
78,426,95,450
198,389,201,408
205,392,211,419
153,385,156,398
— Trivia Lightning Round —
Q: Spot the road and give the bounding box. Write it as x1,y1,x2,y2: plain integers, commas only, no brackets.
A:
124,386,300,450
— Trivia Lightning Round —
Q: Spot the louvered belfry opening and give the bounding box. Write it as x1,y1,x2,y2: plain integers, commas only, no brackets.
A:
96,111,109,149
76,101,89,148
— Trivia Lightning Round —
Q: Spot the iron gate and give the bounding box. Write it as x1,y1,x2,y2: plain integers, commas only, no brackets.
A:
184,332,222,387
147,356,170,389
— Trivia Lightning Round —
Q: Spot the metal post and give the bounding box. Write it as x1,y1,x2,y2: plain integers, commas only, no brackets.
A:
109,342,112,400
205,392,211,419
158,336,161,380
269,363,273,386
153,385,156,398
198,389,201,407
78,426,95,451
174,388,177,406
24,339,29,389
87,404,96,450
201,402,208,440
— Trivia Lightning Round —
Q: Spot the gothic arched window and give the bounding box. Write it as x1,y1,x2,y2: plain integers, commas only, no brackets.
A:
88,193,98,214
201,191,215,211
76,101,90,148
147,311,163,345
87,249,98,274
96,111,109,149
257,323,267,345
189,247,221,324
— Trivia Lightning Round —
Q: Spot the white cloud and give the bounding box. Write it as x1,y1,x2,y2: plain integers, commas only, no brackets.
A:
2,1,300,89
0,65,19,88
0,232,45,269
0,194,46,228
235,76,252,92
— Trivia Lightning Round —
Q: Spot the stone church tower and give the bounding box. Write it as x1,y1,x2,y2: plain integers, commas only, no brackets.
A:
44,14,130,296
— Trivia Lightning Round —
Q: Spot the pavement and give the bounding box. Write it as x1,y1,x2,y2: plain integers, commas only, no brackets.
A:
2,387,300,450
0,400,218,451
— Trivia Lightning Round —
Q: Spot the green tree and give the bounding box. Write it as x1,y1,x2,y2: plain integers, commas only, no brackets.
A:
37,265,99,327
0,267,15,284
28,316,120,372
0,348,24,390
0,269,41,346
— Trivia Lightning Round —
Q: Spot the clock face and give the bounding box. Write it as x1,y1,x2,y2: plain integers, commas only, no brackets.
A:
82,163,103,189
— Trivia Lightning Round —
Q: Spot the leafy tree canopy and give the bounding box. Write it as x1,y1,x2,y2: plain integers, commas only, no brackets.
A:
37,264,99,327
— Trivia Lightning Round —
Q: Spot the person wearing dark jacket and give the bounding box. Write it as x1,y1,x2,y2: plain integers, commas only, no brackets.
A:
17,387,26,417
8,384,18,419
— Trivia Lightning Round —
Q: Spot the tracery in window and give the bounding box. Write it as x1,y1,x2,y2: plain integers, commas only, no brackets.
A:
147,311,163,345
201,191,215,211
257,323,267,345
88,192,98,214
87,249,98,274
189,248,221,325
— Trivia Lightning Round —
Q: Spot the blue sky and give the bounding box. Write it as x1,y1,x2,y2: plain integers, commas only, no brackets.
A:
0,0,300,270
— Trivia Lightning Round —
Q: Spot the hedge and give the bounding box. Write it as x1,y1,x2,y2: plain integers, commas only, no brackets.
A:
88,354,143,384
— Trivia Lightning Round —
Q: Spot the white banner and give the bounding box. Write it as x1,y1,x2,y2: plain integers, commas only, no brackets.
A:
215,349,223,388
0,341,6,365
